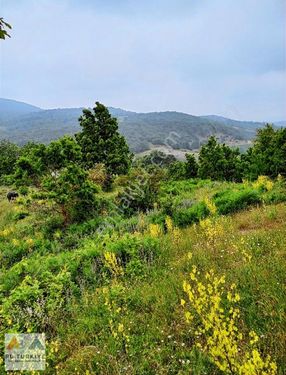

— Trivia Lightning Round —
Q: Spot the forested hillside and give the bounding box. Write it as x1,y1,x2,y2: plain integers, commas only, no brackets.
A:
0,98,269,152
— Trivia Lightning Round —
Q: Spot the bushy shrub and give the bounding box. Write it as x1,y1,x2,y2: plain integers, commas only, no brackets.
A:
18,186,29,196
117,168,162,216
173,202,210,227
0,234,160,299
106,234,160,267
135,150,176,170
263,190,286,204
214,189,261,215
146,211,167,227
167,161,187,180
68,216,106,236
43,163,100,223
42,215,65,239
0,270,77,331
125,259,145,277
159,179,205,196
1,242,30,268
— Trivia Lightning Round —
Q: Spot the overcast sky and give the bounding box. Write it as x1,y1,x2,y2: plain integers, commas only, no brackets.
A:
0,0,285,121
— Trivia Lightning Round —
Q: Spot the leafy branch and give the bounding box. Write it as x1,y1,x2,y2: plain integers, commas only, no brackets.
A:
0,17,12,39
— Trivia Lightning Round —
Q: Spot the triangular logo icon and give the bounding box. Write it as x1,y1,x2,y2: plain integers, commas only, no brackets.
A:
28,337,45,350
6,336,20,350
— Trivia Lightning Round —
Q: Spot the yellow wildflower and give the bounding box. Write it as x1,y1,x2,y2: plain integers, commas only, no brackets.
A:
103,251,124,277
149,223,162,237
12,238,20,246
26,238,34,248
165,216,173,232
253,175,274,191
182,266,277,374
204,197,217,215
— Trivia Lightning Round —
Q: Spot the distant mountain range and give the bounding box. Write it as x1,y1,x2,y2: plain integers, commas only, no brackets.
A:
0,98,284,153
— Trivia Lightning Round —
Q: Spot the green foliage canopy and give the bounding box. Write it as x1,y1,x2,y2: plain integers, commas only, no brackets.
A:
0,140,19,177
198,136,242,181
43,163,99,223
245,124,286,179
76,102,132,175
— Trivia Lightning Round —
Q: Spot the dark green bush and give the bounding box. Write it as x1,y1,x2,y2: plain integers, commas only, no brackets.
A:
172,202,210,227
263,189,286,204
42,215,65,238
1,242,29,268
117,168,161,217
214,189,261,215
18,186,29,196
167,161,187,180
146,211,167,227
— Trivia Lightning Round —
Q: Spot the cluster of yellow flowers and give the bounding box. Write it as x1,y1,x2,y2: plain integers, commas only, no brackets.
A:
165,215,173,232
181,265,277,374
253,176,274,191
49,340,60,354
11,238,20,246
103,251,124,277
103,286,130,352
199,217,224,246
0,227,13,237
149,223,163,238
241,248,252,263
26,238,35,248
36,199,46,205
46,339,61,374
204,197,217,215
165,216,181,245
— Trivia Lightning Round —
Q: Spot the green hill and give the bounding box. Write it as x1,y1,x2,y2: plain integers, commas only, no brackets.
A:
0,98,267,152
0,98,42,121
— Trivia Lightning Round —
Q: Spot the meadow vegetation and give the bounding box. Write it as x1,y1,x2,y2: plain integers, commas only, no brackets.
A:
0,103,285,374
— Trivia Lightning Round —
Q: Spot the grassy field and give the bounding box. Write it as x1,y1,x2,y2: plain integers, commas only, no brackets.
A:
0,179,285,374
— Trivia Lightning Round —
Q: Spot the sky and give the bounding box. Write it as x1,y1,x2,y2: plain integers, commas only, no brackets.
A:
0,0,285,121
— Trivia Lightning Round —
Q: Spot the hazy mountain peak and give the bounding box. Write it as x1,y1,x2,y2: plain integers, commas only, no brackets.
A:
0,99,284,153
0,98,42,121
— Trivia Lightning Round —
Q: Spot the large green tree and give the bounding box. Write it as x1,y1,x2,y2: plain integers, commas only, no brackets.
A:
198,136,242,181
244,124,286,179
185,153,198,178
76,102,132,175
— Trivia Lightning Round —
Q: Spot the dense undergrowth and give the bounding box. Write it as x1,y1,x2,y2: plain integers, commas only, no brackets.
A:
0,176,286,374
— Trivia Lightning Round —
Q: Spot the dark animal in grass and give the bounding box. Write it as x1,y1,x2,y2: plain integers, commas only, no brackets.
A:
7,191,19,202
